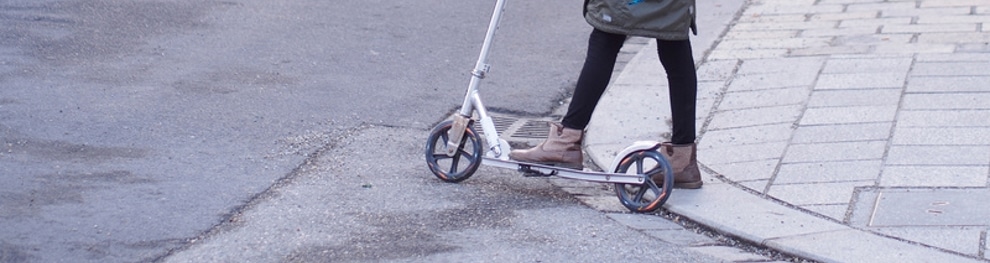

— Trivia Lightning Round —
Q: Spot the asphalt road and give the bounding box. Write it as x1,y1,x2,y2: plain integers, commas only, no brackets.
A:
160,126,719,262
0,0,722,262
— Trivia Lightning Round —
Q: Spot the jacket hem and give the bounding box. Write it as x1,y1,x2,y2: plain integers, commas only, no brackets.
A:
585,16,690,40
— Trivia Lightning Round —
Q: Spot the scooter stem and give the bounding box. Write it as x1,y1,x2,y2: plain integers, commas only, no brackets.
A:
450,0,509,157
457,0,507,118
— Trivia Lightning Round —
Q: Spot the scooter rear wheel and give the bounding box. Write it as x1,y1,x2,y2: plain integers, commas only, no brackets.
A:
424,120,482,183
613,149,674,213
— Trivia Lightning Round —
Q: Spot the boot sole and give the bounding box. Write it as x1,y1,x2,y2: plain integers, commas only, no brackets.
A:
549,163,584,170
674,181,703,189
533,162,584,171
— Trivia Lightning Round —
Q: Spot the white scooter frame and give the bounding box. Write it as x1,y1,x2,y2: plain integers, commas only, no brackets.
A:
424,0,674,212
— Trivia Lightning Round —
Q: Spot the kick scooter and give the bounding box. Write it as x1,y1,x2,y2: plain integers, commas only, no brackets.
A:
423,0,674,213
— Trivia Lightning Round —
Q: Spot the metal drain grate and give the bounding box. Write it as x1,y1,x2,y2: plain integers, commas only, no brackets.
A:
451,113,552,143
513,119,551,139
472,115,509,138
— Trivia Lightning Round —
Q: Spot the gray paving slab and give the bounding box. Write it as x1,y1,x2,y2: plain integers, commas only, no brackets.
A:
985,234,990,261
839,17,913,28
808,89,901,107
831,34,914,46
707,105,803,130
701,123,794,146
718,87,810,110
800,105,899,125
902,93,990,110
737,180,770,194
709,49,789,60
809,11,879,21
891,127,990,145
705,160,778,182
790,45,873,57
782,141,887,163
870,226,985,257
908,76,990,93
867,189,990,227
665,184,849,245
846,1,918,12
897,109,990,127
874,43,958,54
774,160,883,184
883,23,979,33
815,72,908,89
913,61,990,76
735,57,826,75
724,30,798,40
885,145,990,165
799,204,848,221
879,166,989,187
791,122,893,143
767,181,873,206
719,38,832,50
744,5,845,17
738,13,806,23
802,27,881,38
822,58,913,74
698,142,788,165
763,229,983,263
920,13,990,23
918,14,990,24
881,6,971,17
959,43,990,52
916,52,990,61
726,73,815,90
698,81,728,99
924,0,990,8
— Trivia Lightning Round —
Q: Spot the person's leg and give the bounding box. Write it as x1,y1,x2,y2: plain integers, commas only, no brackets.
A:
656,39,697,144
656,38,702,189
509,28,626,168
560,29,627,130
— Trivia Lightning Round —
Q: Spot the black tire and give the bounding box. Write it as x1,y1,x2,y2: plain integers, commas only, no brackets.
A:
424,120,482,183
613,149,674,213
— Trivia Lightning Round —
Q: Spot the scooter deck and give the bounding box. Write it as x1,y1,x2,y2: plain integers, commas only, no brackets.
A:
482,157,648,185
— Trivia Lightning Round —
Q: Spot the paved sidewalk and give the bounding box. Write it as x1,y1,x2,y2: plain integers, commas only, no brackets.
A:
585,0,990,262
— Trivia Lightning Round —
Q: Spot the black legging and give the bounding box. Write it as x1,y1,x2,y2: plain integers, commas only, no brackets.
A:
561,29,698,144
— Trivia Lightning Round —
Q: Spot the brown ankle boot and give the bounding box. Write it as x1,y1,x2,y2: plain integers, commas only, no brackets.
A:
654,142,702,189
508,122,584,169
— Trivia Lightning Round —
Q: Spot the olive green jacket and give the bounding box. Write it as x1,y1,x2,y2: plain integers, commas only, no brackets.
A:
584,0,697,40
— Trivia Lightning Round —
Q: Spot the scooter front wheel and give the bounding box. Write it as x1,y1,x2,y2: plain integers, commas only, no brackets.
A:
424,120,482,183
613,149,674,213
